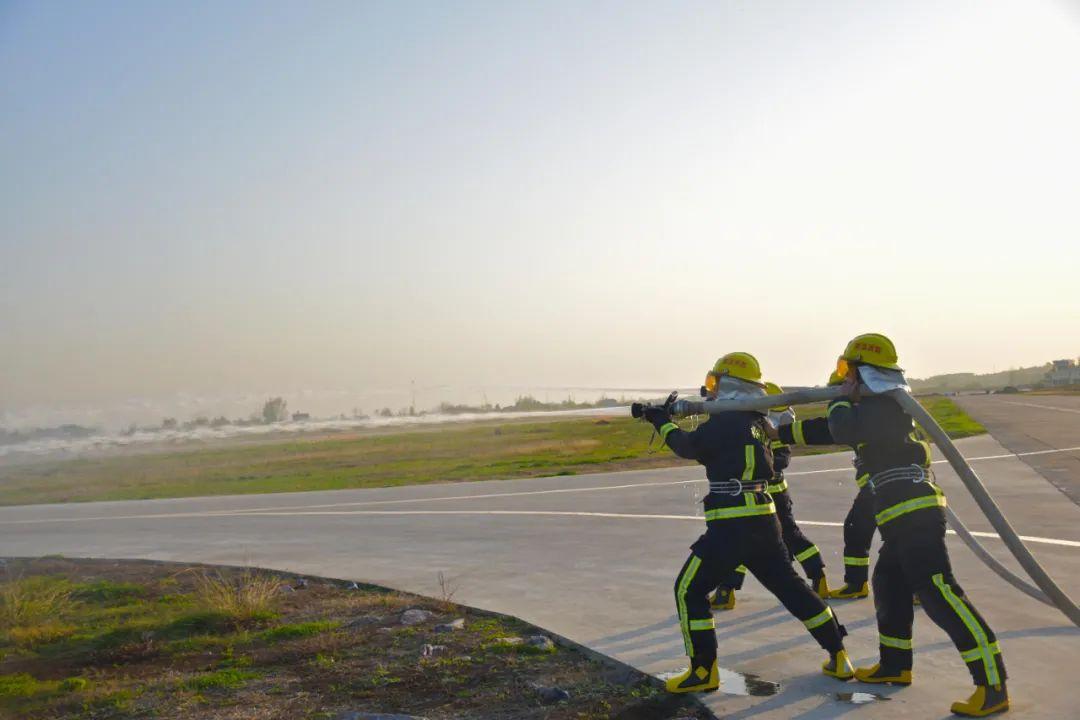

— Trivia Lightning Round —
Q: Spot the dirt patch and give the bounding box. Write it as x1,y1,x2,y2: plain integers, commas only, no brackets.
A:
0,558,710,720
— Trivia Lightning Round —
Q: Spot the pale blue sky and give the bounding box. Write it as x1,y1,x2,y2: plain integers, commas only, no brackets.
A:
2,1,1079,425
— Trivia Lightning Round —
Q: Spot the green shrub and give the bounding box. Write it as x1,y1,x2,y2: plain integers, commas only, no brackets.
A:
185,668,259,691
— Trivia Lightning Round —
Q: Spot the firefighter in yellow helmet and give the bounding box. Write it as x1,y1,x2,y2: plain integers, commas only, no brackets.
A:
827,334,1008,717
709,381,831,611
632,352,852,693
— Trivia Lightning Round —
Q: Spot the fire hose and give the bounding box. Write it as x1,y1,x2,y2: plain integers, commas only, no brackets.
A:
657,383,1080,628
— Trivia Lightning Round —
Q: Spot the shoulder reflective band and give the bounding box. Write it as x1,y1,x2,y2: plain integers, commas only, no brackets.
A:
795,546,821,562
932,573,1002,686
676,556,703,656
844,556,871,567
741,444,756,481
875,493,947,526
803,606,834,630
689,618,716,631
704,500,776,521
879,634,913,650
856,473,870,488
792,420,807,446
767,478,789,493
827,401,852,417
659,422,679,441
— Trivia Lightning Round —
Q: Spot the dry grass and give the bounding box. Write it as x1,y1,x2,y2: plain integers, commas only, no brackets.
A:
0,575,75,629
189,569,281,625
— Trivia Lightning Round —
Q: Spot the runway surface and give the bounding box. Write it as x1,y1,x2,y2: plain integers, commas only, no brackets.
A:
3,429,1079,717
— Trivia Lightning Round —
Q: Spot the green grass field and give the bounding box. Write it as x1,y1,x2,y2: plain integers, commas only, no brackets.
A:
0,397,983,506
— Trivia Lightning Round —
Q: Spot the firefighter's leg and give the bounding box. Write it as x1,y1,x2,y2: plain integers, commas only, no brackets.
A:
901,531,1008,716
832,486,874,599
775,491,827,596
854,540,914,685
744,516,852,679
668,531,736,693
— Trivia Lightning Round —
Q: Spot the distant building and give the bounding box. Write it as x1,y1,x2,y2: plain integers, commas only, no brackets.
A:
1045,359,1080,386
292,412,311,422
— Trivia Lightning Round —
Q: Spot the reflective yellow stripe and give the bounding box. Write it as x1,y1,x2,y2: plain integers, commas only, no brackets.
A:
827,401,852,418
704,502,776,521
769,440,787,450
792,421,806,446
741,444,756,482
961,642,1001,663
844,556,870,567
875,492,947,526
689,618,716,631
659,422,679,441
767,478,788,493
795,546,820,563
803,606,834,630
734,565,747,575
880,634,913,650
677,556,702,656
856,473,870,488
933,573,1001,686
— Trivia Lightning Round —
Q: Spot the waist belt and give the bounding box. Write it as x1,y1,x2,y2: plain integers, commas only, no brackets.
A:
704,492,776,521
767,477,788,493
868,465,932,491
709,479,770,495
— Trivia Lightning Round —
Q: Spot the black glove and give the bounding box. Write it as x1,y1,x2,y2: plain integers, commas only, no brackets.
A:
643,405,671,428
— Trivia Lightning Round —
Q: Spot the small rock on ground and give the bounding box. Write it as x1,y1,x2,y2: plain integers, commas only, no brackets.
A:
421,644,448,657
525,635,555,651
434,618,465,632
400,608,434,625
492,636,523,645
536,686,571,704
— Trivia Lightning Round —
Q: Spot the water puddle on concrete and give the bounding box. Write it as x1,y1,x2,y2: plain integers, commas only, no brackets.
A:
835,691,892,704
655,667,780,697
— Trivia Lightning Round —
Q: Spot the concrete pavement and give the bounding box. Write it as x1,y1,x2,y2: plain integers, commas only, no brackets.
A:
957,393,1080,504
3,432,1079,718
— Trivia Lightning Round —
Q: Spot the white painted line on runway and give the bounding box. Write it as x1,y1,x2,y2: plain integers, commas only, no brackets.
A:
994,400,1080,415
3,504,1077,548
4,446,1080,526
204,444,1080,514
156,508,1078,548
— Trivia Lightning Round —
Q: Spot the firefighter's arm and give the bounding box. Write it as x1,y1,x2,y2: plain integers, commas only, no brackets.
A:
644,407,700,460
825,397,860,446
778,416,834,446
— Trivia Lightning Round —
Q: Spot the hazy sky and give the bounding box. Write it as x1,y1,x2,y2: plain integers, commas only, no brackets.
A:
3,1,1079,425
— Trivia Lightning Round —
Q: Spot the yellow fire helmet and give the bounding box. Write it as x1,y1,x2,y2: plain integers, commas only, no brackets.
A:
705,352,764,393
840,332,902,371
827,368,847,386
764,381,791,412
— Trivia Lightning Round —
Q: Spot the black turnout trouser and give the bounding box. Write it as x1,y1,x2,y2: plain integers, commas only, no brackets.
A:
841,484,877,586
873,512,1006,687
675,513,845,662
718,490,825,590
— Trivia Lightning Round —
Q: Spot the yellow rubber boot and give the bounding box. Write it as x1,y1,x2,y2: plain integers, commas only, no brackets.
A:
823,649,854,680
710,588,736,611
951,684,1009,717
665,658,720,693
829,582,869,600
854,663,913,685
814,576,831,599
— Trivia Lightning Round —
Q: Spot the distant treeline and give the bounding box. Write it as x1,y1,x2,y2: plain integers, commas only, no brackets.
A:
910,364,1051,393
435,395,623,415
0,425,98,447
